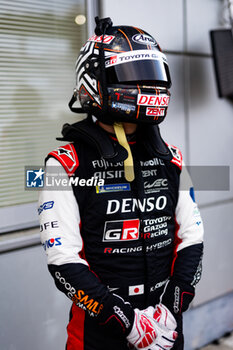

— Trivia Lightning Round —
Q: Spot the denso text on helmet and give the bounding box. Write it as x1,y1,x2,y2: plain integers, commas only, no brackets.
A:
137,94,170,106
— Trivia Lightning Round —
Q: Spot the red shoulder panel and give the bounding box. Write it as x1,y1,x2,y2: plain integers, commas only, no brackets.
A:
48,144,79,176
167,144,183,170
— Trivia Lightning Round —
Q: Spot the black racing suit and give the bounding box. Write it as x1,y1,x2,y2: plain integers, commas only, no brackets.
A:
38,121,204,350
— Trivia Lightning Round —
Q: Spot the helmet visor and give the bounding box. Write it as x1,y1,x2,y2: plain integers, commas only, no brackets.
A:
105,50,171,88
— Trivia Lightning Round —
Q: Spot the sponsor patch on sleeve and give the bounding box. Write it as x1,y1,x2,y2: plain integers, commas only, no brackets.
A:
48,144,79,176
38,201,54,215
167,144,182,170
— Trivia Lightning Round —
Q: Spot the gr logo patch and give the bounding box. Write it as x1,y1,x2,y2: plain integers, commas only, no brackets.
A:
103,219,140,242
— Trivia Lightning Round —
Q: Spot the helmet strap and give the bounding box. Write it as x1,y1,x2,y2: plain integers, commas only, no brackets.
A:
68,88,85,113
113,122,135,182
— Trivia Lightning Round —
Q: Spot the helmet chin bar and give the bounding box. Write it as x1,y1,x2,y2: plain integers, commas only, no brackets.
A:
69,85,170,127
105,85,170,125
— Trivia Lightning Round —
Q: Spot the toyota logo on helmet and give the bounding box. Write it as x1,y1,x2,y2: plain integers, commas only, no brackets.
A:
69,17,172,125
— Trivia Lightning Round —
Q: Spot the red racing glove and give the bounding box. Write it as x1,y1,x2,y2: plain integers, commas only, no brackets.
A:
151,303,177,332
126,305,177,350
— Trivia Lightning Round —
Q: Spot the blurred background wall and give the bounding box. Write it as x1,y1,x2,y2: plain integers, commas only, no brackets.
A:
0,0,233,349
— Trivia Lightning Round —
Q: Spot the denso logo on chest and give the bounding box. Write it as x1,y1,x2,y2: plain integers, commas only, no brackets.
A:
103,219,140,242
106,197,167,214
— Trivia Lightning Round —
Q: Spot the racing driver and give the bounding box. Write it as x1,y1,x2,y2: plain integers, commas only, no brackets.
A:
38,17,204,350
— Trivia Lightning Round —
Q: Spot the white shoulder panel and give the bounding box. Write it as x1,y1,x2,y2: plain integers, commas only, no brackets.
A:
38,157,88,266
175,164,204,252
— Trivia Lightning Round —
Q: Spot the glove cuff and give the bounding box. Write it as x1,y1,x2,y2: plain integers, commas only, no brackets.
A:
161,279,195,317
98,293,135,336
